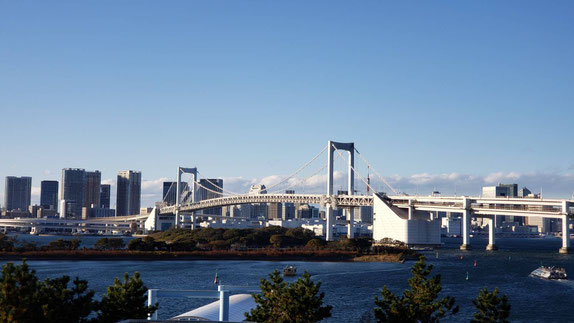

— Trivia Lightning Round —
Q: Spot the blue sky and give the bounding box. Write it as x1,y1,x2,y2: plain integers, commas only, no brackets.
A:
1,1,573,206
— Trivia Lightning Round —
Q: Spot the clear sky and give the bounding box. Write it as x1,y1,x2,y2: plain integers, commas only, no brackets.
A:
1,1,573,206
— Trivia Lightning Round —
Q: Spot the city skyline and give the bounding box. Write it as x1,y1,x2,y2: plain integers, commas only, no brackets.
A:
1,1,574,205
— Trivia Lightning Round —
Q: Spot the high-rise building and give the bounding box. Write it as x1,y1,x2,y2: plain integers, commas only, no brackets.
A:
199,179,223,215
4,176,32,211
162,181,189,205
100,184,111,209
116,170,141,216
267,203,281,219
40,180,58,210
61,168,86,218
283,190,296,220
84,171,101,208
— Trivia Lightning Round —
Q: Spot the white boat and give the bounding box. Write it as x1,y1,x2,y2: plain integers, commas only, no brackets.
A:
530,266,567,280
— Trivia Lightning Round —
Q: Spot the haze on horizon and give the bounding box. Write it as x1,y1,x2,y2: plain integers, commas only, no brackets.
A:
1,1,573,207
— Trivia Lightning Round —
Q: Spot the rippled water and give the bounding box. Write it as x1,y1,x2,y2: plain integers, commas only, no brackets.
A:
2,236,573,322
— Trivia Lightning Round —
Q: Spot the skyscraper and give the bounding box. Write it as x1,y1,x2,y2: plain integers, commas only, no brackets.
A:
61,168,86,218
40,180,59,210
84,171,101,208
100,184,111,209
116,170,141,216
163,182,176,205
162,181,190,205
198,179,223,215
4,176,32,211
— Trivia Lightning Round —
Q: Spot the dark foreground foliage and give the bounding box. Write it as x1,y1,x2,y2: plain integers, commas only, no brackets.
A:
246,270,332,323
0,260,156,323
374,256,458,323
471,287,511,323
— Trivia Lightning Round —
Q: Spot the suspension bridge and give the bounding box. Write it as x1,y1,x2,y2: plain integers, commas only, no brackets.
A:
0,140,572,253
153,140,573,253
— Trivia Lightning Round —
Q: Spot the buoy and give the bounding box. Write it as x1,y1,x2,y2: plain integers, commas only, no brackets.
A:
474,260,477,267
436,251,439,259
466,272,469,281
460,255,463,260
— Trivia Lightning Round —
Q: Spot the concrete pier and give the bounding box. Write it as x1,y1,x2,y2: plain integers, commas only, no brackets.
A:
559,203,571,254
486,216,497,250
460,199,472,250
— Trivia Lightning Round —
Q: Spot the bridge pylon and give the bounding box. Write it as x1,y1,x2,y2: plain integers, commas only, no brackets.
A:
176,167,198,229
326,141,354,241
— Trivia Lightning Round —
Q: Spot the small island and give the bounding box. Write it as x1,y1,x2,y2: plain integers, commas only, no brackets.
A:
0,227,418,262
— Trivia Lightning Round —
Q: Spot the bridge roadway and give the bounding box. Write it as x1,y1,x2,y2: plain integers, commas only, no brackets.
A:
0,214,150,232
161,193,572,219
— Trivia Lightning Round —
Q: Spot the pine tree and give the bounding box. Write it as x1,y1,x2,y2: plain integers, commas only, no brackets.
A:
0,260,95,323
471,287,510,323
0,261,44,322
95,272,157,323
245,270,332,323
374,256,458,323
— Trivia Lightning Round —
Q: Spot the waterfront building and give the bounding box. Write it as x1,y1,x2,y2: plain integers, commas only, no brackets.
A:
61,168,86,218
282,190,296,220
82,206,116,219
199,179,223,215
116,170,141,216
100,184,111,209
84,171,101,208
298,204,313,218
267,202,281,219
359,205,373,223
28,204,41,218
4,176,32,212
40,180,58,210
482,183,523,226
282,203,296,220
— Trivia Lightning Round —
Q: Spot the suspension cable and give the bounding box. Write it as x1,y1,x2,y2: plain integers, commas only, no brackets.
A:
354,147,398,194
253,144,328,193
195,171,244,196
269,161,329,194
332,145,377,194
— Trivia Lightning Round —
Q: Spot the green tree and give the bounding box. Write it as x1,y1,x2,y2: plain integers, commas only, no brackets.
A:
305,238,326,249
374,256,458,323
0,260,95,323
245,270,332,323
94,237,125,250
471,287,510,323
39,276,96,323
0,233,15,251
95,272,157,322
0,260,44,322
47,238,81,251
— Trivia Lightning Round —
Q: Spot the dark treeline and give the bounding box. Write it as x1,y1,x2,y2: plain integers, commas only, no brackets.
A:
136,227,399,254
0,260,156,323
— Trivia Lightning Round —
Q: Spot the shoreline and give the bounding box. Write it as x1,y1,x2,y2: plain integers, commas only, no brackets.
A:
0,250,407,262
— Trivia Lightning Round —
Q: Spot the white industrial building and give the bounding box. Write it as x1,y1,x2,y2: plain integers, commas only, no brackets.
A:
372,193,441,246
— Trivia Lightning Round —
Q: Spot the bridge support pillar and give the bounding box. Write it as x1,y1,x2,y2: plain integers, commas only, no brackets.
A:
326,208,333,241
486,216,497,251
347,208,355,239
559,202,571,254
191,214,198,230
460,199,472,250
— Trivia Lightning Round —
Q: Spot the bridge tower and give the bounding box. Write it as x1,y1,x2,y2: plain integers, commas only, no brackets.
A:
176,167,198,229
326,141,354,241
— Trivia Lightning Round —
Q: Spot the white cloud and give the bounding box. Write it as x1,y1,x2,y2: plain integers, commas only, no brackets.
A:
102,178,115,186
